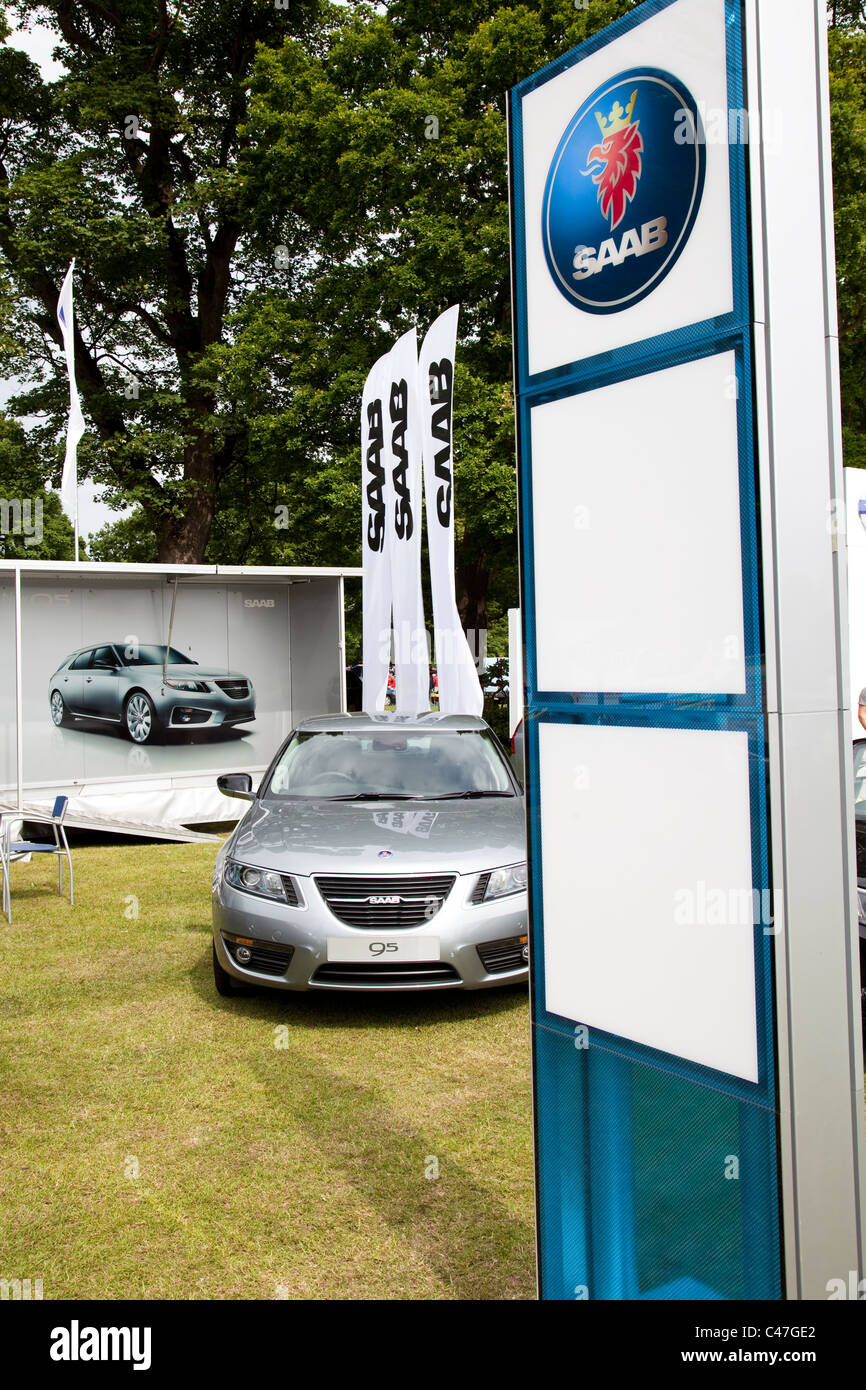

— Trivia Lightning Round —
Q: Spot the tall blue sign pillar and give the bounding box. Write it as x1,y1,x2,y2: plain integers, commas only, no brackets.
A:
509,0,866,1300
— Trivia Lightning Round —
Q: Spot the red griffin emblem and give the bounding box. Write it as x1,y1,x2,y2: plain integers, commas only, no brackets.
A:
584,90,643,231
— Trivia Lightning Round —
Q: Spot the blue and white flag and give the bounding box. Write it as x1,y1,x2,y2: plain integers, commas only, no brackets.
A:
56,260,84,528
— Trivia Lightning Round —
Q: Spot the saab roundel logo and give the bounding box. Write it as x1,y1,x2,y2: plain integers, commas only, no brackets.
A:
541,67,706,315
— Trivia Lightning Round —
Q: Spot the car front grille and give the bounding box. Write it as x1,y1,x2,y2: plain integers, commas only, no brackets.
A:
476,935,529,975
216,679,251,700
222,934,294,977
311,960,460,987
314,874,455,929
470,872,491,904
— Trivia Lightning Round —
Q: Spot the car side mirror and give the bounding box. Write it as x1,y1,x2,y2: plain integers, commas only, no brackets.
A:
217,773,255,802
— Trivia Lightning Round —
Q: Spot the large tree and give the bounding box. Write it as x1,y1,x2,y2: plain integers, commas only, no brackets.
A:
221,0,636,630
0,0,328,562
2,0,864,637
1,0,637,633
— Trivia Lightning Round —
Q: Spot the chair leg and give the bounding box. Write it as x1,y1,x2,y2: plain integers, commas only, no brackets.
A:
1,838,9,924
59,827,74,906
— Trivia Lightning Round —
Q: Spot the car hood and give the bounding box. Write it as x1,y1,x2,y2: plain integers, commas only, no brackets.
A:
137,663,248,681
228,797,527,877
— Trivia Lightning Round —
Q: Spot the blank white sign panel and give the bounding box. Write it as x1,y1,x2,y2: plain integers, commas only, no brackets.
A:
539,721,759,1082
530,351,746,694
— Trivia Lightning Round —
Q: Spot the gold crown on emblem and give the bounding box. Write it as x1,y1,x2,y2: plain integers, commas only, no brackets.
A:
594,90,638,137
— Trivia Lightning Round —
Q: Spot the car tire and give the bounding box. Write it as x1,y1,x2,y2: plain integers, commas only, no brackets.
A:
50,690,71,727
212,943,247,997
123,691,160,744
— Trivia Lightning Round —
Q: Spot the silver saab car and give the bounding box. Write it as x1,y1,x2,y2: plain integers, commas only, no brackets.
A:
211,712,528,993
49,643,256,743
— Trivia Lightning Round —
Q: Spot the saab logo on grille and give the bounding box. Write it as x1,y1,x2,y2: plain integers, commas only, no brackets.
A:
368,895,401,904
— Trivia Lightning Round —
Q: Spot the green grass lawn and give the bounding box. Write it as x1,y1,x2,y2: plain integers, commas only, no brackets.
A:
0,841,534,1300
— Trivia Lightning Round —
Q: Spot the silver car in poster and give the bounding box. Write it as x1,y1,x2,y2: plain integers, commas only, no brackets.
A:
49,643,256,743
211,713,528,994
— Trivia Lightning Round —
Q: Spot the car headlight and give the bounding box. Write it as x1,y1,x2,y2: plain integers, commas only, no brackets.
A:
225,860,288,901
483,862,528,901
165,678,210,692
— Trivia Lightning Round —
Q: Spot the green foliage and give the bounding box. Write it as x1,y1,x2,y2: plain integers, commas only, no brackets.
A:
0,412,74,558
3,0,865,621
231,0,636,629
829,22,866,470
0,0,331,561
87,508,158,563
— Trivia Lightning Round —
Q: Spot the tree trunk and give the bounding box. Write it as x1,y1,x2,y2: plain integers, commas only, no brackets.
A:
456,545,490,633
154,428,218,563
155,488,215,564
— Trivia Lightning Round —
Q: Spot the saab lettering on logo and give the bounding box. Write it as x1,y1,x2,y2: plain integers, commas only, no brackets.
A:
390,379,413,541
542,68,706,314
572,218,668,280
365,398,386,553
428,359,453,527
244,598,275,608
368,895,400,904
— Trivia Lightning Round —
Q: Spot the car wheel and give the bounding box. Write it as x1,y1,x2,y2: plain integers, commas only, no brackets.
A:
123,691,159,744
212,943,247,997
50,690,70,727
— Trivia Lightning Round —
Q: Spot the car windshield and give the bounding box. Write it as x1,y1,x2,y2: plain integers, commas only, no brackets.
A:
854,742,866,820
121,645,195,667
267,729,514,799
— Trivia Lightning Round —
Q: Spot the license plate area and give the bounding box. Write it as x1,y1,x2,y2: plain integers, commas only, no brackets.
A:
326,937,440,963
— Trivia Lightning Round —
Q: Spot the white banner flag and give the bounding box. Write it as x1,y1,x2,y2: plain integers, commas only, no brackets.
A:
361,348,393,712
386,327,429,714
56,261,85,531
419,305,483,716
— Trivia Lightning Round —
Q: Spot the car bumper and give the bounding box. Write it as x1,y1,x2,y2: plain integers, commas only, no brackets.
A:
211,873,529,991
166,700,255,728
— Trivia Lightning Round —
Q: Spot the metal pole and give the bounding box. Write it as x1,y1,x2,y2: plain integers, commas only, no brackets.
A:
14,565,23,812
338,574,346,713
163,576,178,683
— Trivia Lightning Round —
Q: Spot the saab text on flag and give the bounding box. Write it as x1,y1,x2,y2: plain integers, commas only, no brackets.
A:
361,349,393,712
419,305,483,716
387,328,429,714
